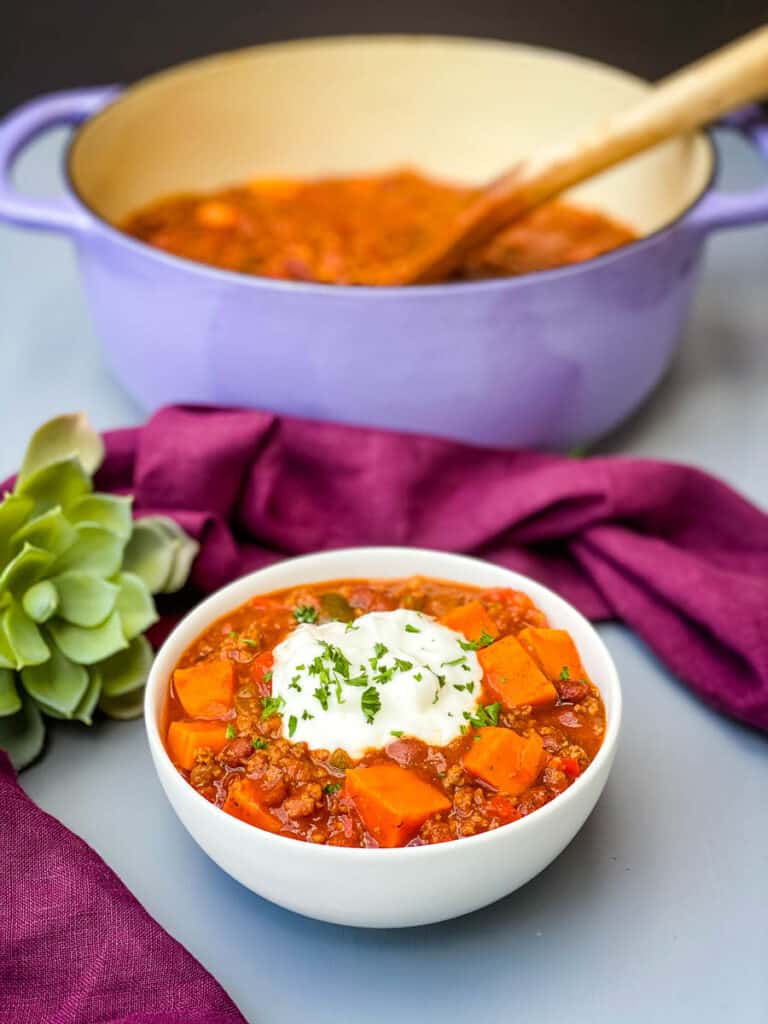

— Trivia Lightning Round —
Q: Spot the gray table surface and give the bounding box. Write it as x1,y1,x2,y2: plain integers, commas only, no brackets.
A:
2,127,767,1024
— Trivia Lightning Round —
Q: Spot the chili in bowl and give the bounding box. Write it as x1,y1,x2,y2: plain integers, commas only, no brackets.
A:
145,548,621,927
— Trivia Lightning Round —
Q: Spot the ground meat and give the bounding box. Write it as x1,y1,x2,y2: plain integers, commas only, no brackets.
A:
189,749,224,789
442,764,465,789
560,743,589,768
517,786,552,817
541,766,568,791
282,783,324,819
418,816,453,844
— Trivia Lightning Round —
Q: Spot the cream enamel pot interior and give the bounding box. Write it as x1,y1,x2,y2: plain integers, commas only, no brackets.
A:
1,36,767,448
144,548,622,928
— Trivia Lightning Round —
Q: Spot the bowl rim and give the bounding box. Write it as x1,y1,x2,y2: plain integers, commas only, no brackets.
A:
145,546,622,858
65,33,718,297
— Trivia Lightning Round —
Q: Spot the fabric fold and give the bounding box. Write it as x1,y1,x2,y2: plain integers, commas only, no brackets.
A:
92,404,768,732
0,753,247,1024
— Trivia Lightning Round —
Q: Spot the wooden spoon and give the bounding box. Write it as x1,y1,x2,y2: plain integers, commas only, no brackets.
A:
374,25,768,286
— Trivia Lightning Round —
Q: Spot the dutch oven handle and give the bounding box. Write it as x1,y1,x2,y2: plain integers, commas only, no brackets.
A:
0,86,119,234
687,104,768,232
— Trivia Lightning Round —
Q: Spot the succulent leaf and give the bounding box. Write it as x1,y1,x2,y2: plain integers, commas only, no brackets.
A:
72,668,102,725
15,457,92,514
122,516,199,594
153,517,200,594
0,621,17,669
3,603,50,667
21,643,89,716
121,519,175,593
114,572,157,639
99,635,153,699
48,611,127,665
0,692,44,769
98,686,145,720
50,524,123,578
16,413,104,489
11,506,78,557
0,495,35,566
65,494,133,539
0,669,22,716
22,580,59,623
52,572,119,627
0,543,54,597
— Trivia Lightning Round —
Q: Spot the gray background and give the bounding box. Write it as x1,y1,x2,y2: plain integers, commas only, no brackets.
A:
1,17,768,1023
2,1,768,115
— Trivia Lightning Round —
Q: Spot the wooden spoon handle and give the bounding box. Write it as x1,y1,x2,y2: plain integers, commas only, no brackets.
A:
521,24,768,198
402,25,768,285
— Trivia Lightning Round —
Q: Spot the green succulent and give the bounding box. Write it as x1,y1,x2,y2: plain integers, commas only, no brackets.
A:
0,414,199,769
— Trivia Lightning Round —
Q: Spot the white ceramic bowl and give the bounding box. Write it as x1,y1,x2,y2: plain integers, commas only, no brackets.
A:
145,547,622,927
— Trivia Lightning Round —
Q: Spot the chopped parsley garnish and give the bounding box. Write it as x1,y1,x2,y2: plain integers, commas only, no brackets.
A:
289,678,302,692
345,673,369,687
390,730,404,738
453,681,475,693
252,737,268,750
301,709,314,721
414,672,423,682
241,637,260,649
372,665,395,686
458,631,495,651
293,605,318,624
361,686,382,724
260,695,285,720
442,656,467,667
288,714,298,738
394,658,413,672
345,621,359,633
404,623,420,634
374,642,388,660
225,723,237,740
228,631,239,640
313,685,330,711
321,642,351,679
262,670,273,683
324,782,342,796
468,702,502,728
559,666,571,680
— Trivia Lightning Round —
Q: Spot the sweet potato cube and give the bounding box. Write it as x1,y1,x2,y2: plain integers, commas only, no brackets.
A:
173,659,235,719
463,727,544,795
222,778,282,834
167,720,229,771
346,764,451,848
478,635,557,708
440,601,499,642
518,627,587,683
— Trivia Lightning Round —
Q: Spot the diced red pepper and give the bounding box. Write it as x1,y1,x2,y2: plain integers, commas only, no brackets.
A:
251,651,274,696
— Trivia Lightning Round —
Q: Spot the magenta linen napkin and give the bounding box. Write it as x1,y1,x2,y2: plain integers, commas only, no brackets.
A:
98,405,768,732
0,752,246,1024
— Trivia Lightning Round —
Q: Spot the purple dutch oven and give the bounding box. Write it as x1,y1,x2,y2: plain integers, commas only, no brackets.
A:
1,37,767,449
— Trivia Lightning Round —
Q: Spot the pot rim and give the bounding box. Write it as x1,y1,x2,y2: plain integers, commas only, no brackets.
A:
65,34,719,298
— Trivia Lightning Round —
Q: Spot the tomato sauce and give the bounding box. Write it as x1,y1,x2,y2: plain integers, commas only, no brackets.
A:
164,577,607,848
123,169,636,284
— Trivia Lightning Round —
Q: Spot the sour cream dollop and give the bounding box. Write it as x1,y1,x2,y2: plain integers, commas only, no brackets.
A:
271,609,481,756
